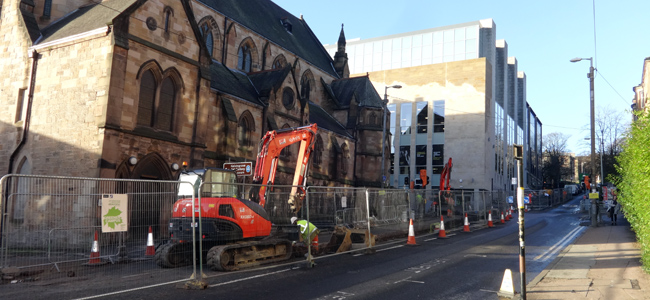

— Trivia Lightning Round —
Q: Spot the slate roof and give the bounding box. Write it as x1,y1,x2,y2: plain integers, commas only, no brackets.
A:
196,0,338,78
37,0,137,45
248,66,291,98
209,62,264,106
329,77,383,109
308,101,352,138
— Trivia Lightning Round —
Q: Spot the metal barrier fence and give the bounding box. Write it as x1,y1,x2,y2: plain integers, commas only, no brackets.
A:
1,173,573,292
0,174,197,284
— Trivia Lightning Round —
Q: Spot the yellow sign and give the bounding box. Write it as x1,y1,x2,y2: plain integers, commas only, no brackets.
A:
101,194,128,233
589,192,599,199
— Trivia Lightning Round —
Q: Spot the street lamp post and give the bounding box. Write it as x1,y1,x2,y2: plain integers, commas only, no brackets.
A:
571,57,597,227
381,85,402,187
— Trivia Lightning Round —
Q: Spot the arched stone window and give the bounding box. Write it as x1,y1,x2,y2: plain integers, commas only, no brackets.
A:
137,70,157,127
340,143,349,175
238,44,252,72
200,23,213,57
163,6,174,34
137,63,182,132
300,70,313,100
369,112,378,125
198,17,220,60
282,87,295,110
238,111,255,148
313,135,323,167
156,77,176,131
272,55,287,69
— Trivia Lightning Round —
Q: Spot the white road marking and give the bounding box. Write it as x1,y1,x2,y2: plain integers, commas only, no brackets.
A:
209,268,291,287
394,276,424,284
464,254,487,258
353,245,404,256
534,226,585,261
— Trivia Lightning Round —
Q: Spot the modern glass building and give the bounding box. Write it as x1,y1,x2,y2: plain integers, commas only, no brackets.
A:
325,19,543,191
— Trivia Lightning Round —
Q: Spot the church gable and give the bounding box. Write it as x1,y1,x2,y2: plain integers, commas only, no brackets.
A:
127,0,207,64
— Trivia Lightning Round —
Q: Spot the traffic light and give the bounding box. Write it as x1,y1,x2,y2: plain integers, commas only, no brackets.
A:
404,177,409,185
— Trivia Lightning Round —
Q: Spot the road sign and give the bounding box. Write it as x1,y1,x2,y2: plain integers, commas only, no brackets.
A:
508,196,513,204
223,162,253,176
524,196,530,205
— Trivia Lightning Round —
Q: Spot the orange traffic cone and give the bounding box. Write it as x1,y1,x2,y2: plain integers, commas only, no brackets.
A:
438,216,447,238
406,219,418,245
145,226,155,256
505,209,511,221
488,212,494,228
500,212,505,224
509,209,513,219
463,213,471,232
311,235,319,252
88,230,101,264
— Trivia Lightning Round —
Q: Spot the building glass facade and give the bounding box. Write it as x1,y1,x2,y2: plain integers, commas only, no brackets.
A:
328,25,479,74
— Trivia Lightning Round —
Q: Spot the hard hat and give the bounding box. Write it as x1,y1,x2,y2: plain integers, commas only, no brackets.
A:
291,217,298,224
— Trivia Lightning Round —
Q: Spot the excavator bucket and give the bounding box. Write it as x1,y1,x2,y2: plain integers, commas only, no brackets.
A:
323,226,376,253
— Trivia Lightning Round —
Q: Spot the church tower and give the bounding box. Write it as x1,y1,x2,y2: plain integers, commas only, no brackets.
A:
333,24,349,78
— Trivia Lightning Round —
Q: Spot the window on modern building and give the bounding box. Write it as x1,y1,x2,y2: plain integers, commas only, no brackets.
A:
313,135,323,167
416,102,428,133
156,77,176,131
237,113,254,148
432,144,444,174
15,88,27,123
433,100,445,132
238,44,252,72
400,103,412,135
282,87,295,110
137,70,156,127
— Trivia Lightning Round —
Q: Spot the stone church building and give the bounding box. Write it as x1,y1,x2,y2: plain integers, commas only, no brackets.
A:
0,0,388,190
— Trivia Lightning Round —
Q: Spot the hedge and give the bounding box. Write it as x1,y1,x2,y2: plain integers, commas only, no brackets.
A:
615,112,650,273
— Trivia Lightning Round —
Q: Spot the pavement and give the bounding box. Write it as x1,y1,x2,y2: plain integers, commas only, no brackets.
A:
522,213,650,300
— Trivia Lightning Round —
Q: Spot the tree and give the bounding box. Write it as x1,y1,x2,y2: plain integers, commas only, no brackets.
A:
580,107,629,184
542,132,571,188
596,107,628,183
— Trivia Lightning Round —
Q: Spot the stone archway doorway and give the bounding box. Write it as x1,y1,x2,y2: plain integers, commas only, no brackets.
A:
122,154,174,244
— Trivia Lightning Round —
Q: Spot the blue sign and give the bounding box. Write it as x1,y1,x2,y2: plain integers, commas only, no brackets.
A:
507,196,513,204
524,196,530,204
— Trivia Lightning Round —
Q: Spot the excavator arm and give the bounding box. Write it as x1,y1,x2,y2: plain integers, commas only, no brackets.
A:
251,123,317,212
440,157,452,191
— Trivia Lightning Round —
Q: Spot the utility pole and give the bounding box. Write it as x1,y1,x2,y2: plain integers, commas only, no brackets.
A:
514,144,526,299
571,57,597,227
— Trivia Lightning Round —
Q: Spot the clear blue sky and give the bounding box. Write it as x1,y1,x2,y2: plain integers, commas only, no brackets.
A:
272,0,648,154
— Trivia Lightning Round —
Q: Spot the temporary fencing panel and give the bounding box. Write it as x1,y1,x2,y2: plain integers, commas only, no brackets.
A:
0,174,196,287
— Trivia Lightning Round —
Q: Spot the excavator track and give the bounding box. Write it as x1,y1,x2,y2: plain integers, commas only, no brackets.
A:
206,239,292,271
155,242,193,268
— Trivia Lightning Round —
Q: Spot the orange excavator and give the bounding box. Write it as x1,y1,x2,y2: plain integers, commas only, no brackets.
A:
439,158,454,216
155,124,318,271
